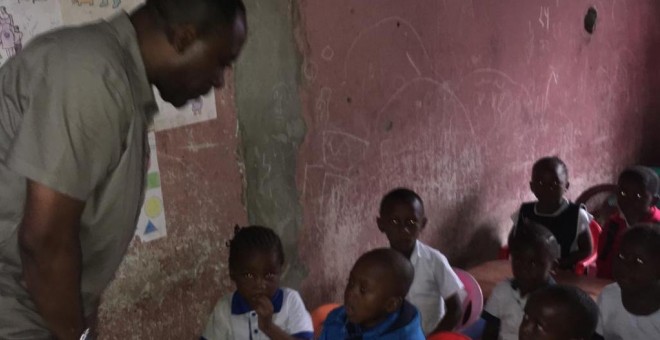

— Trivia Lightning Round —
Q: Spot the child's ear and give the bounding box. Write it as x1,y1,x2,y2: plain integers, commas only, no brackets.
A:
420,217,428,230
550,259,559,276
377,217,386,233
565,181,571,190
651,195,659,207
384,296,403,314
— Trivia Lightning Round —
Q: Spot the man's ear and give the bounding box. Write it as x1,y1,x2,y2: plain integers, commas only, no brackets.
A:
384,296,403,314
166,23,198,54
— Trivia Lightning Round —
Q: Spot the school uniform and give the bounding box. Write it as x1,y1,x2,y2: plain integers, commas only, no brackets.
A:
319,300,425,340
407,240,465,334
597,207,660,279
512,198,591,258
201,288,313,340
595,283,660,340
482,279,555,340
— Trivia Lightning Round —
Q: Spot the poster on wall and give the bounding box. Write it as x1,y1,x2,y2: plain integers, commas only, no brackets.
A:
0,0,63,67
3,0,217,131
135,131,167,242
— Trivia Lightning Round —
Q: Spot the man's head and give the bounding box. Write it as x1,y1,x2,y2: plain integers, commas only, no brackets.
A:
343,248,414,328
519,285,599,340
137,0,247,107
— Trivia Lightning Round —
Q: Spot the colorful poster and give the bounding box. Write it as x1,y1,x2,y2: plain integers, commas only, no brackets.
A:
0,0,63,67
135,131,167,242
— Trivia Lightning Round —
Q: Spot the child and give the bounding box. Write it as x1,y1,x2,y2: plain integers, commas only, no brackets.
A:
512,156,593,269
519,285,599,340
597,166,660,279
594,224,660,340
201,226,313,340
376,188,464,335
319,248,425,339
482,221,560,340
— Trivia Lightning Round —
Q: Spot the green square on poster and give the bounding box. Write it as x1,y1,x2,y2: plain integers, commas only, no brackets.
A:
147,172,160,189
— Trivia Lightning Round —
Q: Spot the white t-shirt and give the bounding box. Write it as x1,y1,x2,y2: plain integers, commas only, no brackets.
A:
511,198,591,252
483,280,528,340
406,240,465,335
596,283,660,340
201,288,313,340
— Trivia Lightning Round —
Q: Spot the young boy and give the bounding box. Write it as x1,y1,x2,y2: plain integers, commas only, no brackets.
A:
594,224,660,340
482,221,560,340
512,156,593,269
377,188,464,335
519,285,599,340
319,248,425,339
201,226,313,340
597,166,660,279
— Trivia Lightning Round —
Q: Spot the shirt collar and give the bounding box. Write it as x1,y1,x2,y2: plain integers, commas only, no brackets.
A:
108,11,158,123
347,308,401,337
409,240,422,264
231,289,284,315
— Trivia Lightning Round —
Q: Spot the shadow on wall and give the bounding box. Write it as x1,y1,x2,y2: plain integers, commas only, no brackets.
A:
639,2,660,166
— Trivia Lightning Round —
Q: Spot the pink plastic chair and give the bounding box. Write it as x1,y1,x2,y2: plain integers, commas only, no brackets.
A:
453,267,484,330
427,331,471,340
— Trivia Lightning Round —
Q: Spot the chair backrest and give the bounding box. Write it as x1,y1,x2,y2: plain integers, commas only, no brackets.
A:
427,331,471,340
452,267,484,329
311,303,340,338
589,219,602,253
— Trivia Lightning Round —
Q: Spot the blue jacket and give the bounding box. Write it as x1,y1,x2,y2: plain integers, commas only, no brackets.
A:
319,301,425,340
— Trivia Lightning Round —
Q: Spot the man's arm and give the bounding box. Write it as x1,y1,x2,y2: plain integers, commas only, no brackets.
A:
18,180,87,340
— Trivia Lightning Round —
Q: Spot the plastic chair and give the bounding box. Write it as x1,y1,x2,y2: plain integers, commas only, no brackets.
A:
427,331,471,340
574,219,602,276
311,303,340,339
452,268,484,330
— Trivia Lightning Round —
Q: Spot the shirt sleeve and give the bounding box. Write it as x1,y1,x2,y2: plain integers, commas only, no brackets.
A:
484,282,507,318
595,290,606,337
285,290,314,339
577,207,592,234
4,56,126,201
433,253,464,299
201,298,232,340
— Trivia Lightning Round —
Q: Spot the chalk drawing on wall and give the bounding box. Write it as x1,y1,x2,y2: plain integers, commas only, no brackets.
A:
136,132,167,242
322,130,369,172
0,1,63,66
59,0,140,25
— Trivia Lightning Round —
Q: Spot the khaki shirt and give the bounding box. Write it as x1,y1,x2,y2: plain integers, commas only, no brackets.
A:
0,12,157,338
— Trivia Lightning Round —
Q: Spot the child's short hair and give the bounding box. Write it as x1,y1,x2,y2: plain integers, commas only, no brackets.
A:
227,225,285,271
622,223,660,257
357,248,415,297
508,220,561,260
532,156,568,177
528,285,599,338
619,166,660,196
379,188,424,215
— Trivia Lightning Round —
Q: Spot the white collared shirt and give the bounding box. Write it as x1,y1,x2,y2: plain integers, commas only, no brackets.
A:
596,283,660,340
483,280,528,340
201,288,313,340
406,240,465,334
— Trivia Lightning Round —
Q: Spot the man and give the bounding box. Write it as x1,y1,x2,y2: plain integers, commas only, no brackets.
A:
0,0,247,339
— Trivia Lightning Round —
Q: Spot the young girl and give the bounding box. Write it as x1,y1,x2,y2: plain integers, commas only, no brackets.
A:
201,226,313,340
595,224,660,339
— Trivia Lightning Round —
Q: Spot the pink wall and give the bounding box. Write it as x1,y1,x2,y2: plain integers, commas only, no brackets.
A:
296,0,660,308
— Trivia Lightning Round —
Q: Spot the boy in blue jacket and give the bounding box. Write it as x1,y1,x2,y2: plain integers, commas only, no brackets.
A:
320,248,425,339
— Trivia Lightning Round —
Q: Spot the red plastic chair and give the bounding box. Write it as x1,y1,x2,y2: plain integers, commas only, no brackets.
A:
311,303,340,339
498,219,602,276
452,268,484,330
427,331,471,340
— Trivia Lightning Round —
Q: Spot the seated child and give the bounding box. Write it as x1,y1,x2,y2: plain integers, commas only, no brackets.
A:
594,224,660,340
320,248,425,340
377,188,464,334
482,221,560,340
519,285,599,340
201,226,313,340
597,166,660,279
512,156,593,269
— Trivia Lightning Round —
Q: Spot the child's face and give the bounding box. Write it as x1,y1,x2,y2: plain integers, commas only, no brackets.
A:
519,295,581,340
613,235,660,293
344,259,399,328
530,164,568,205
617,176,655,222
511,246,555,294
230,249,282,308
377,200,427,255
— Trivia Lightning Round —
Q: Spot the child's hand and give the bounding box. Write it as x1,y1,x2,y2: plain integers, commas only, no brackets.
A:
253,295,275,331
